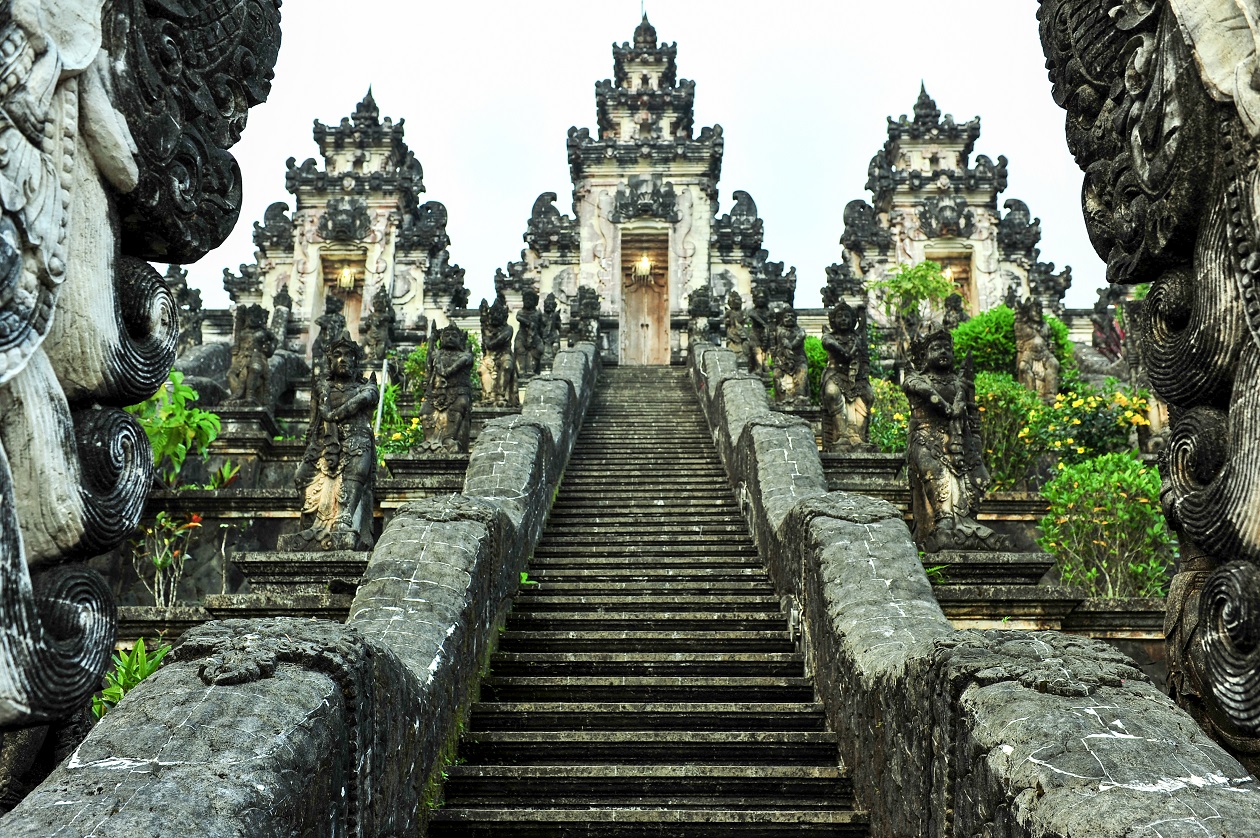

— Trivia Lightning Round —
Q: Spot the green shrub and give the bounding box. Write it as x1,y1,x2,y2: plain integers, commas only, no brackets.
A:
869,377,909,454
92,637,171,720
1024,384,1148,467
1037,452,1175,598
125,371,221,488
375,381,423,462
804,335,826,404
950,305,1077,390
974,372,1043,490
402,344,428,396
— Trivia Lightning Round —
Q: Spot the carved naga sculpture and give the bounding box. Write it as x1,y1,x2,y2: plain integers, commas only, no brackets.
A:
1041,0,1260,769
0,1,280,734
1013,295,1059,403
821,300,876,452
419,324,474,453
903,330,1008,553
479,293,518,408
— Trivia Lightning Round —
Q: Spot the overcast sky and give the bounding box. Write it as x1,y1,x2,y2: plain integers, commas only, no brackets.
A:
187,0,1103,312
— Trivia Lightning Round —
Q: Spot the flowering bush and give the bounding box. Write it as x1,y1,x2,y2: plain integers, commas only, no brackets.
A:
951,304,1078,391
375,381,424,460
974,372,1044,490
129,511,202,608
1021,384,1149,469
1037,452,1175,598
868,377,909,454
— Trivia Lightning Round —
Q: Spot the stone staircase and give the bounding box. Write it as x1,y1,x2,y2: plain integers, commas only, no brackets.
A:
429,366,869,837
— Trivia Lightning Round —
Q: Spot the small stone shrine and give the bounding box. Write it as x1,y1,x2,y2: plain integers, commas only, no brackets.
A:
821,300,876,452
283,331,379,552
419,324,475,453
903,330,1009,553
479,294,519,408
514,289,545,379
225,304,278,407
1014,295,1060,403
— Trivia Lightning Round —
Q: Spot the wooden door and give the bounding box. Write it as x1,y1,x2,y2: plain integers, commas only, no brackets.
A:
620,232,670,365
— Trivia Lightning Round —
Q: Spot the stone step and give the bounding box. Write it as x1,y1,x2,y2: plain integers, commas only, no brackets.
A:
489,652,803,677
480,675,815,702
504,612,788,632
537,524,750,539
458,730,839,766
429,807,868,836
497,630,795,653
466,701,827,731
542,514,749,527
516,579,776,593
527,557,763,571
531,544,758,558
511,595,778,612
440,763,852,808
921,550,1055,586
524,571,774,587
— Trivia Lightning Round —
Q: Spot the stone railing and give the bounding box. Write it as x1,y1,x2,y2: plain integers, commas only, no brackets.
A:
0,345,598,837
690,344,1260,837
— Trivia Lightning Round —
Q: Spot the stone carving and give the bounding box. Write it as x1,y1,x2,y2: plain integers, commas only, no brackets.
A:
222,263,262,303
917,196,976,239
1089,285,1125,363
1040,0,1260,763
841,200,893,256
687,286,716,347
997,198,1041,255
426,249,469,311
525,192,578,254
396,200,450,254
0,0,280,729
747,249,797,306
903,330,1008,553
494,260,529,296
942,293,969,331
311,296,347,382
1030,261,1072,318
226,304,278,407
359,284,395,366
253,201,294,254
772,309,810,406
610,177,680,223
821,301,876,452
569,286,601,347
541,293,563,367
515,289,545,380
419,324,474,453
1014,296,1059,403
821,258,865,308
167,265,205,358
723,291,747,357
711,190,763,257
318,197,371,243
479,294,518,408
746,286,775,379
290,332,378,551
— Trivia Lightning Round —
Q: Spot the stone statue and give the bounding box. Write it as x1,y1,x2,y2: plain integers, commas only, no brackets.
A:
1041,0,1260,764
903,330,1008,553
541,293,563,366
167,265,205,358
821,301,876,451
479,294,518,408
687,286,715,346
514,288,545,379
290,332,379,551
570,286,601,346
225,304,278,407
942,293,969,331
724,290,747,357
772,308,810,406
1014,296,1060,403
746,286,775,379
359,284,396,365
311,295,347,381
419,324,474,453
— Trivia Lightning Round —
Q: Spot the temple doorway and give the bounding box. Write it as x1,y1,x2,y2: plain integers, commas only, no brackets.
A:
619,230,670,365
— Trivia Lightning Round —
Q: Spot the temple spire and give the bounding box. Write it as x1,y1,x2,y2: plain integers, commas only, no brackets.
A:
913,82,940,127
634,12,657,49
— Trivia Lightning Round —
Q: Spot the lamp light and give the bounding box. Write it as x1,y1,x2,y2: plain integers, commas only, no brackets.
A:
634,253,652,282
943,266,954,282
338,266,356,290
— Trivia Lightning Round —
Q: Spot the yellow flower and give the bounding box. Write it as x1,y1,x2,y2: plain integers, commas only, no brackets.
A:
1071,418,1081,425
1071,398,1085,408
391,432,403,440
1076,447,1086,454
893,412,905,421
1065,438,1074,445
411,417,420,426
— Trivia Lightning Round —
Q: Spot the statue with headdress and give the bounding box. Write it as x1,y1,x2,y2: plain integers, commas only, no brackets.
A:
419,323,474,453
289,331,379,551
942,292,970,332
311,295,347,382
772,307,810,405
225,303,277,407
479,294,519,407
821,300,876,451
1014,295,1060,403
724,290,747,357
687,286,715,347
542,292,563,366
746,286,775,379
903,329,1009,553
515,288,545,379
360,284,396,366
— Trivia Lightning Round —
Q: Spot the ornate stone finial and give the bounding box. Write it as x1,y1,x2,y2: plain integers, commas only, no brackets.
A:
913,82,941,127
419,324,474,453
822,301,876,452
167,264,205,358
288,331,378,552
252,201,294,254
1014,295,1060,403
633,13,657,49
525,192,579,254
903,329,1009,553
479,294,518,408
352,87,380,129
226,304,278,407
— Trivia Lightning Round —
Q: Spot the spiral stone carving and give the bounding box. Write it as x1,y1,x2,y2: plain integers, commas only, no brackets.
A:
1201,562,1260,734
71,406,153,559
24,566,116,720
111,257,178,404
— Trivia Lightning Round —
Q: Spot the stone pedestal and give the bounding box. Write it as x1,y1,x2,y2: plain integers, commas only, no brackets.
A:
204,549,368,622
819,451,904,489
214,406,281,443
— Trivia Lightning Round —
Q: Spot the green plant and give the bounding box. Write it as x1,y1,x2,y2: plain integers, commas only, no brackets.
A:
375,382,424,462
1037,452,1175,598
867,261,955,363
803,335,827,404
1023,383,1149,468
129,511,202,608
207,459,241,490
951,305,1077,391
974,372,1044,490
92,637,171,720
868,377,910,454
403,344,429,396
126,371,221,488
519,571,539,587
924,564,948,585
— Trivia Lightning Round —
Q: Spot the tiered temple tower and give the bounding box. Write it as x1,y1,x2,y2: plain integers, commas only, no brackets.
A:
504,15,788,364
223,90,467,356
827,85,1072,317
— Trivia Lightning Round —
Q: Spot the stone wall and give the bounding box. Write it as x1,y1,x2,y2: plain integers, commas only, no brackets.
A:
0,345,598,837
690,343,1260,837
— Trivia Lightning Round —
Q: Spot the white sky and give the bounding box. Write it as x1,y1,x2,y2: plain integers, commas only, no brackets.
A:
188,0,1104,312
